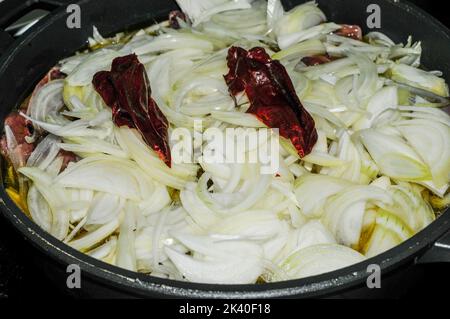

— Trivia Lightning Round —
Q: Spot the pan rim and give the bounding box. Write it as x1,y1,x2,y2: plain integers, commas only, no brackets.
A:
0,0,449,298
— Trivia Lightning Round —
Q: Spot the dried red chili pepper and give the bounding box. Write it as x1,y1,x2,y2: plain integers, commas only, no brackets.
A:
224,47,318,158
93,54,171,166
169,10,188,29
334,24,363,41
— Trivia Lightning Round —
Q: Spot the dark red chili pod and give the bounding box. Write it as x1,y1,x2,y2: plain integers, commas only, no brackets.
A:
224,47,318,158
93,54,171,167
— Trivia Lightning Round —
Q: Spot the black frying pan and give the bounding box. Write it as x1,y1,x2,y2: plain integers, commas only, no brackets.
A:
0,0,449,298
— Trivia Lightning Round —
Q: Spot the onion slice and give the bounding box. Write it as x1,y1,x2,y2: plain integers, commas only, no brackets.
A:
279,244,366,280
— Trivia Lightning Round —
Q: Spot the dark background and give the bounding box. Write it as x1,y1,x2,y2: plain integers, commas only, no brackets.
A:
0,0,449,299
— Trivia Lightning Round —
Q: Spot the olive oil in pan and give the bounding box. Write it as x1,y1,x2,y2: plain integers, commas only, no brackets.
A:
2,157,29,215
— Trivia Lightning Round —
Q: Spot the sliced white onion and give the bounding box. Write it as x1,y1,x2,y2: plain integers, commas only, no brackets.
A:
210,111,266,127
27,80,65,126
27,185,52,233
180,183,221,229
166,233,264,284
135,33,214,55
383,184,435,232
274,1,327,49
19,167,70,240
55,156,149,200
353,86,398,130
272,39,325,61
396,120,450,187
267,0,285,33
279,244,366,280
295,174,353,218
66,49,120,86
175,0,252,26
27,134,61,170
115,127,196,189
87,236,118,262
68,218,120,252
389,63,449,98
58,136,128,159
86,192,124,226
116,202,137,271
322,185,393,246
210,209,289,260
294,220,336,251
359,129,431,181
363,210,414,258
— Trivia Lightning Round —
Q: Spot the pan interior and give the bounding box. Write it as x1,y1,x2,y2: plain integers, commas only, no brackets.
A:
0,0,449,297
